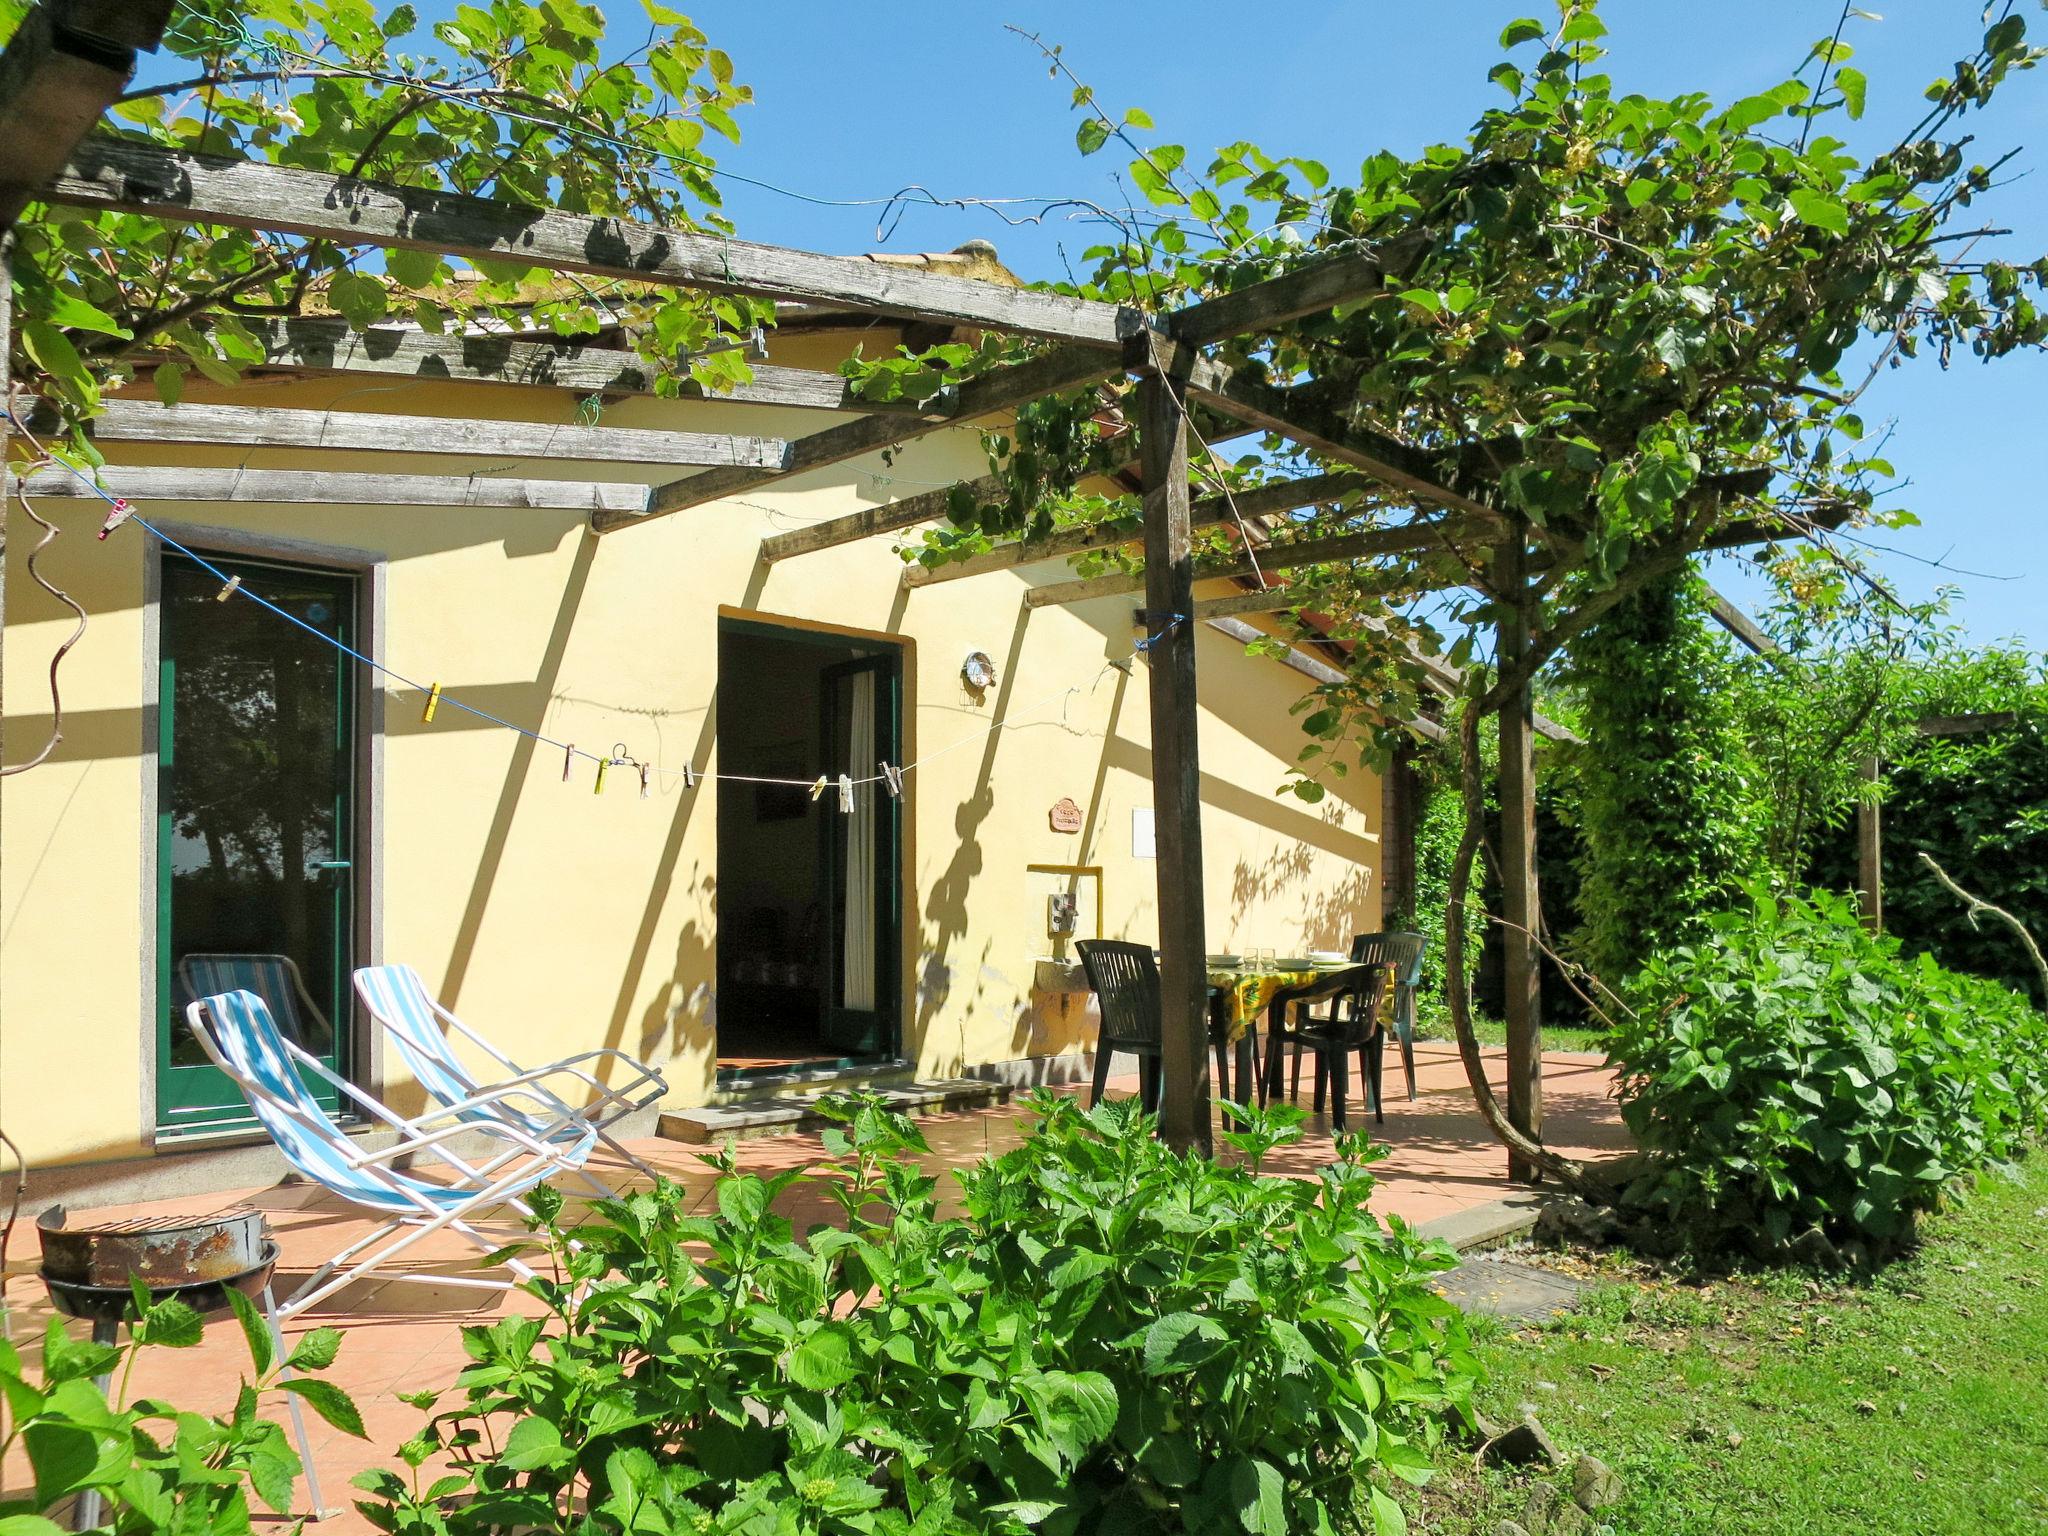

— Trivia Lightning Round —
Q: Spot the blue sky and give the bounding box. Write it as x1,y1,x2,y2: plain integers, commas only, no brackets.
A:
195,3,2048,647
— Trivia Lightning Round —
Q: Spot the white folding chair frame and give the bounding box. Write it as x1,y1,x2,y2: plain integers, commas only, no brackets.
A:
355,969,669,1187
186,998,586,1321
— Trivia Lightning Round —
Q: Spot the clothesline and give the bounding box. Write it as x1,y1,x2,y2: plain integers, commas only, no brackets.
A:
10,432,1183,805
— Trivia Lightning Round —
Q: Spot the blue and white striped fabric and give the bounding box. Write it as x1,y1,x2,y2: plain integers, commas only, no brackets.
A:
179,953,333,1051
353,964,580,1147
194,989,485,1214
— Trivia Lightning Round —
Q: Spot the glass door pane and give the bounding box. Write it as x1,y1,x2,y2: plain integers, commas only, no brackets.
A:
157,554,358,1131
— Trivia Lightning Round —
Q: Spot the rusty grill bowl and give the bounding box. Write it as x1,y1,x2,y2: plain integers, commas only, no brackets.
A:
37,1204,268,1290
39,1240,281,1326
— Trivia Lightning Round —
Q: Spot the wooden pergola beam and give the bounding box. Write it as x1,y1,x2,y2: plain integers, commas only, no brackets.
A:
1168,250,1389,348
21,465,647,513
1181,590,1581,743
1177,360,1501,524
758,473,1005,562
45,136,1143,347
1021,514,1491,609
0,0,174,230
1199,615,1448,745
47,399,788,470
901,470,1372,588
225,316,930,414
604,343,1118,533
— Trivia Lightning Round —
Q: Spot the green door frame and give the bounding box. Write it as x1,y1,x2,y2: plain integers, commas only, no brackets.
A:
154,550,362,1134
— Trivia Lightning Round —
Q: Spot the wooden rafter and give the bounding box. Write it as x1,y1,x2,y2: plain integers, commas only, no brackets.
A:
227,316,935,415
599,344,1119,533
1167,249,1391,348
0,0,173,229
1196,614,1448,745
22,465,647,513
45,398,789,470
900,470,1372,588
44,136,1144,347
757,474,1007,563
1021,514,1493,609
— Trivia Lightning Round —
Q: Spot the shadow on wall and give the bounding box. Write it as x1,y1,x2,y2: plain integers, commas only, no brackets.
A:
911,610,1034,1067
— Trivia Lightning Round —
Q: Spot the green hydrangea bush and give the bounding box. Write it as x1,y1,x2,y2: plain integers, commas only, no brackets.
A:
1608,882,2048,1258
356,1095,1480,1536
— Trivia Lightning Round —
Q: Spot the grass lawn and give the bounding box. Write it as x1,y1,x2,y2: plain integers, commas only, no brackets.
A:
1414,1146,2048,1534
1414,1008,1606,1055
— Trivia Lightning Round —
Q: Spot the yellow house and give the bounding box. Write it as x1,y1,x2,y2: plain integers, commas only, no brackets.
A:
0,253,1383,1202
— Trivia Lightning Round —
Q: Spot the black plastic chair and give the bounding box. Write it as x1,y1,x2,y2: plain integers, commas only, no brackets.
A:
1262,963,1391,1131
1348,932,1429,1104
1076,940,1163,1110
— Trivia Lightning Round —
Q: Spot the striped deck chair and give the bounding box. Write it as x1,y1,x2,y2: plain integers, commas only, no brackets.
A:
353,964,666,1191
177,953,334,1052
186,989,592,1321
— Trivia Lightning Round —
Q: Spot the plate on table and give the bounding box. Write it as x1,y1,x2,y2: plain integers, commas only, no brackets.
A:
1208,954,1242,968
1272,958,1315,971
1308,950,1347,964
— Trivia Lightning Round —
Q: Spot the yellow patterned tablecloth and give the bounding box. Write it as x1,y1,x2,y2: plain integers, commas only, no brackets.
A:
1206,963,1347,1043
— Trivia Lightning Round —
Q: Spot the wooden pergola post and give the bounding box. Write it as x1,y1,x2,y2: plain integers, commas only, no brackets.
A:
1381,740,1420,926
1857,755,1883,932
1492,535,1543,1182
1139,364,1211,1155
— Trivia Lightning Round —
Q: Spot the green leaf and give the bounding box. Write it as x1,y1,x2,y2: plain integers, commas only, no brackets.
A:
1076,118,1112,156
24,1422,100,1505
139,1297,204,1349
1625,179,1659,209
22,322,86,387
0,1517,71,1536
286,1328,343,1372
1836,65,1868,119
1499,17,1546,47
500,1415,573,1471
1369,1485,1409,1536
1030,1370,1118,1463
1788,188,1850,235
280,1378,366,1439
224,1287,274,1377
154,361,186,406
1143,1312,1230,1375
40,293,131,337
789,1322,858,1390
1229,1456,1286,1536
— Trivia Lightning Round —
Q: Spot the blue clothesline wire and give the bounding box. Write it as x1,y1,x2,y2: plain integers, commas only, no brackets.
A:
5,420,1187,793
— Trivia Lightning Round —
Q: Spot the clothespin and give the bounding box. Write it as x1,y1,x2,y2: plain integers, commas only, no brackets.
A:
879,761,904,798
837,773,854,813
96,497,134,541
639,763,651,799
746,325,769,361
594,758,609,794
563,744,575,782
214,574,242,602
809,776,828,802
421,683,442,724
682,763,698,790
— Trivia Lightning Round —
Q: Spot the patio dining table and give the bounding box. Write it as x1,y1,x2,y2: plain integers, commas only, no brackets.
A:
1205,955,1351,1102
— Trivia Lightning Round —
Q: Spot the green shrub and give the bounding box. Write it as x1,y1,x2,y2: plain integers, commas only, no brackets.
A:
1608,882,2048,1255
0,1284,365,1534
358,1095,1479,1536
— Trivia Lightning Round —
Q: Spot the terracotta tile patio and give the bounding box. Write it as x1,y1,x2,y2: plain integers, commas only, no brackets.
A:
1,1042,1627,1530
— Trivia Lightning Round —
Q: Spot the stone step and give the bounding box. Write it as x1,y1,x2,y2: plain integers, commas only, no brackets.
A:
657,1078,1012,1145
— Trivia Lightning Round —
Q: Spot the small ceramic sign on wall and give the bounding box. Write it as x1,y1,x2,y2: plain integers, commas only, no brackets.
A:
1048,797,1082,834
1132,808,1156,859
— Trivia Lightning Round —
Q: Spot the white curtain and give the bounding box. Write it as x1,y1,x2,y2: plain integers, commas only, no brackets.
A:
842,670,877,1012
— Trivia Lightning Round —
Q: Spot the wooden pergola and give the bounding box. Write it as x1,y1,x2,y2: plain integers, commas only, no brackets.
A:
0,0,1794,1161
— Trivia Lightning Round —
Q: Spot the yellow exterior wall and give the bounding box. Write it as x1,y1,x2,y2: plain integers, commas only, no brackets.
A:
0,333,1381,1173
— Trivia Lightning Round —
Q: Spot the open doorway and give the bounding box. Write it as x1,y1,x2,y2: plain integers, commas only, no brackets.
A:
716,618,903,1077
